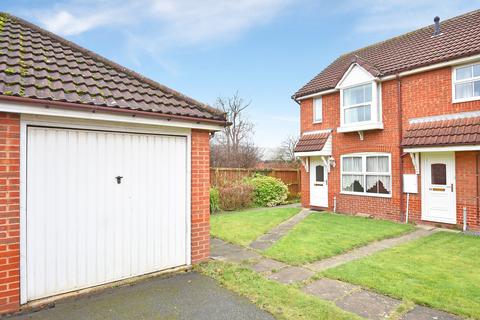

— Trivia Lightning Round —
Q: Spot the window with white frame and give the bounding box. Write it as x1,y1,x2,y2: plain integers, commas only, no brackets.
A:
341,154,391,196
313,97,322,123
342,83,372,124
453,62,480,101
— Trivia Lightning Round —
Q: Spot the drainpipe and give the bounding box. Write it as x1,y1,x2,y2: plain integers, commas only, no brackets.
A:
396,74,405,223
463,206,467,232
477,152,480,228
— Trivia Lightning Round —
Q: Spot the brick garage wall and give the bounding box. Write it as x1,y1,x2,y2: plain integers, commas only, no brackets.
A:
191,129,211,263
0,112,20,314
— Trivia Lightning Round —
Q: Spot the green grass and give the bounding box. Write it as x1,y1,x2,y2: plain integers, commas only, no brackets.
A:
323,232,480,319
210,207,301,246
264,212,415,265
196,261,361,320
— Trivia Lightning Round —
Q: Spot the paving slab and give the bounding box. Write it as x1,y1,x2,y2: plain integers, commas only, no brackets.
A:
249,258,288,273
401,305,462,320
306,229,437,272
10,272,274,320
336,289,401,320
303,278,360,302
266,266,314,284
249,209,311,251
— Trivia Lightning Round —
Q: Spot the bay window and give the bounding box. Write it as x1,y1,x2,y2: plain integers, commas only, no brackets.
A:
453,62,480,102
341,153,391,196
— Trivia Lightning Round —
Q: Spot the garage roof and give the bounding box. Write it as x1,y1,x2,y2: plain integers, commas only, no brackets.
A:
0,13,227,124
294,9,480,99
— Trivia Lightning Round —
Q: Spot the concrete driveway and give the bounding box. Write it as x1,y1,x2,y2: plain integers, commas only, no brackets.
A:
10,272,274,320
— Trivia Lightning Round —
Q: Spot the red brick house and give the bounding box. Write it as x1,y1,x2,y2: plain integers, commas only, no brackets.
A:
293,11,480,231
0,13,227,314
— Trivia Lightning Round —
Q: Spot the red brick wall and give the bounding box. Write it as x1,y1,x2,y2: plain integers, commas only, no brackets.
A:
191,129,211,263
299,66,480,228
0,112,20,314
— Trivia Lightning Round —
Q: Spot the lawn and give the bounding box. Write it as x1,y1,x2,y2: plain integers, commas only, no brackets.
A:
264,212,415,265
323,232,480,319
210,207,301,246
196,261,361,320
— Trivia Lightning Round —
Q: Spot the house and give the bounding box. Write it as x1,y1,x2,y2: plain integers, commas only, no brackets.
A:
0,13,227,314
293,10,480,231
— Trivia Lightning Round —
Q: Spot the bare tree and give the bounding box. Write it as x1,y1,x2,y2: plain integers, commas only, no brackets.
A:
211,92,262,168
274,135,300,163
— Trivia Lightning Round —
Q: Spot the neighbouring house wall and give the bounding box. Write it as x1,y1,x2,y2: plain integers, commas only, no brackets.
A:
191,129,211,263
300,66,480,228
0,112,20,314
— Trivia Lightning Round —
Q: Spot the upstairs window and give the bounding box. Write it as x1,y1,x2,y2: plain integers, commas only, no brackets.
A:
453,62,480,102
343,83,372,124
313,97,322,123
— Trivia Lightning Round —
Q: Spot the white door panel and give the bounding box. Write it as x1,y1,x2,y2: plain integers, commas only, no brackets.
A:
421,152,456,224
26,126,188,301
310,157,328,208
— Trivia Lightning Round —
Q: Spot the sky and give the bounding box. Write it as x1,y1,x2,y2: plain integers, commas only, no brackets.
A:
2,0,480,150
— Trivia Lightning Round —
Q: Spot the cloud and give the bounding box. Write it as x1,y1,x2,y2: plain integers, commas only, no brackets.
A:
339,0,480,34
35,0,292,48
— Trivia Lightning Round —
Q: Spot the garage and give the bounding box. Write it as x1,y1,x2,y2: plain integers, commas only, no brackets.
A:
0,14,228,313
25,125,189,301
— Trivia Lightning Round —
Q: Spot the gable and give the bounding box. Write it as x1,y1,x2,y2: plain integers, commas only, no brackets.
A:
336,64,375,89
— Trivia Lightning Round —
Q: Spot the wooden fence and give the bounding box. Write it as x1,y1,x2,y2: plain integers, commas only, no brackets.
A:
210,167,301,198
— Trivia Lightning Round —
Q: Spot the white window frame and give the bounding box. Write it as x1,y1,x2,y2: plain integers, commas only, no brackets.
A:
313,97,322,123
340,152,392,198
452,62,480,103
339,81,382,131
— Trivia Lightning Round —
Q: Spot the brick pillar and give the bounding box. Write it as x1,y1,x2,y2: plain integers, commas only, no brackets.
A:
190,129,210,263
0,112,20,314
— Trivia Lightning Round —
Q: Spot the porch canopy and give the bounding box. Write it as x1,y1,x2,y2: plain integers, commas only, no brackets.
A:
294,130,333,172
402,112,480,174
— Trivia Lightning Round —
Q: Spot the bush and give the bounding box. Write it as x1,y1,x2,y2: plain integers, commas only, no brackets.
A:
218,183,254,211
210,187,220,214
246,174,288,207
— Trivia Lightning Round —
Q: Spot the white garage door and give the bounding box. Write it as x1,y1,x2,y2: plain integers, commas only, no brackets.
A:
25,126,189,301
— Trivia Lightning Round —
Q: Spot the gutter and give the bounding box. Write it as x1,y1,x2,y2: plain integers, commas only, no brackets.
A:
0,95,229,126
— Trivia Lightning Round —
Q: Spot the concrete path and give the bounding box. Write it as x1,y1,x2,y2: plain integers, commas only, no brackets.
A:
211,226,463,320
303,278,461,320
249,209,311,251
306,227,438,272
9,272,274,320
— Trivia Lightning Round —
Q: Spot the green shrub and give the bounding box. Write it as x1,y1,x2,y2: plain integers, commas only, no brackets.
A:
246,174,288,207
210,187,220,214
218,183,254,211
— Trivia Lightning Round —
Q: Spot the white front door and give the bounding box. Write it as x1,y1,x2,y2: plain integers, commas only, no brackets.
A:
25,126,188,302
310,157,328,208
422,152,456,224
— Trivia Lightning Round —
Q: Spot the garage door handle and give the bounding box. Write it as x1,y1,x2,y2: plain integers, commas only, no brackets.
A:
116,176,123,184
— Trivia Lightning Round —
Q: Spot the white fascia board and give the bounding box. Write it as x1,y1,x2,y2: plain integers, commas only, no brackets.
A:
296,89,337,101
0,100,225,131
404,145,480,153
337,122,384,133
295,151,331,157
335,63,377,89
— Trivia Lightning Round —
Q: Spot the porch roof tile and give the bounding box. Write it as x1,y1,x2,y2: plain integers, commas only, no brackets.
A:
402,116,480,147
294,132,330,152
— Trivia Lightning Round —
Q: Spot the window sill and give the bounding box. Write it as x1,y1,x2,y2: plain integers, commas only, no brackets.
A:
313,121,323,124
340,191,392,198
452,96,480,104
337,122,383,133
